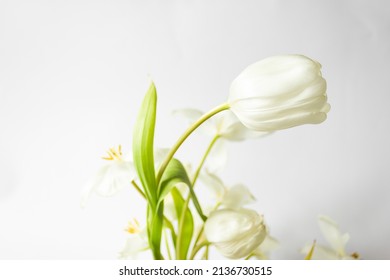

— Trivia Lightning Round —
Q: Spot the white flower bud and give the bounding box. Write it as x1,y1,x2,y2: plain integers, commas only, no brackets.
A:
204,208,266,259
228,54,330,131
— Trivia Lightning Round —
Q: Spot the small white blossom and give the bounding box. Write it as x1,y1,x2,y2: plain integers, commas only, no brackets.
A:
81,146,135,207
301,215,359,260
118,219,149,259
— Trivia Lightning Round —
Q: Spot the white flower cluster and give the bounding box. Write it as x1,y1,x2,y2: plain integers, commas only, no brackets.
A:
81,55,358,260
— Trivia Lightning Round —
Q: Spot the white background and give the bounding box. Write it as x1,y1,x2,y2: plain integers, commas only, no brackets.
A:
0,0,389,259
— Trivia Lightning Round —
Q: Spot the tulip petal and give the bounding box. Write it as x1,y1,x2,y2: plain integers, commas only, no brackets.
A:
222,184,256,209
229,55,323,101
198,169,226,200
301,243,340,260
205,139,228,174
228,54,330,132
173,108,215,136
318,215,348,256
204,208,266,259
81,161,135,207
118,231,149,259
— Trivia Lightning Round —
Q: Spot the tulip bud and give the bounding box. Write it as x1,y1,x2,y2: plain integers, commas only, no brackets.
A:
228,54,330,131
204,208,266,259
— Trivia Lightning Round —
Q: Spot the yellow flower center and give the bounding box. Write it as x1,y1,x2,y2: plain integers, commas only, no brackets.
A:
102,145,123,161
125,219,140,234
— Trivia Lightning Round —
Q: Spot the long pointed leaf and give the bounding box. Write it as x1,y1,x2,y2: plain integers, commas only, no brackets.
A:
132,82,158,206
158,158,206,221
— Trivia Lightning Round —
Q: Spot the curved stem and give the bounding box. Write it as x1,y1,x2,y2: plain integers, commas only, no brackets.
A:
164,229,172,260
203,245,209,260
182,134,220,256
179,135,220,259
189,201,221,259
189,241,210,260
131,180,146,199
156,103,229,185
192,134,220,186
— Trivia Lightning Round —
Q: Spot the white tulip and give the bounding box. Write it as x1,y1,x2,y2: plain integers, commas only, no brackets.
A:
118,219,149,259
81,146,170,208
228,54,330,131
204,208,266,259
301,215,359,260
81,145,135,207
199,170,255,210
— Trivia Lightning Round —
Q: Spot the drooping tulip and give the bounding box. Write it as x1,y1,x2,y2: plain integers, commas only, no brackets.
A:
228,54,330,131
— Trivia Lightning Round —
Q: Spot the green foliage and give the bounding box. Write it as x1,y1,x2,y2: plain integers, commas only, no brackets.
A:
158,158,206,221
171,187,194,260
132,82,158,206
133,82,163,259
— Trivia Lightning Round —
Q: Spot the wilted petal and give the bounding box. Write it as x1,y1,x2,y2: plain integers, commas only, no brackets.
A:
94,161,135,196
301,243,341,260
318,215,349,256
198,170,226,200
205,139,228,174
118,229,149,259
173,108,215,136
221,184,256,209
81,159,135,207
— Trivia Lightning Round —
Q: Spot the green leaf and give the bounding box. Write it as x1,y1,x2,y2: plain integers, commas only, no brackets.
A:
171,187,193,260
148,203,164,260
133,82,163,259
163,216,177,248
132,82,158,206
158,158,206,221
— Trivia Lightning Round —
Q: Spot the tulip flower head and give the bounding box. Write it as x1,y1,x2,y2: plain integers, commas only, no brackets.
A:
228,54,330,132
204,208,266,259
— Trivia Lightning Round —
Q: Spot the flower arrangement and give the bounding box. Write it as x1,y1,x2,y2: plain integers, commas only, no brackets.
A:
82,54,358,260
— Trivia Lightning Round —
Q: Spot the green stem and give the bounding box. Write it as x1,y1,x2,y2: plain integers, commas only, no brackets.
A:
131,180,146,199
189,201,221,259
156,103,229,185
131,180,175,257
203,245,209,260
176,135,220,259
164,229,173,260
189,241,210,260
192,135,220,186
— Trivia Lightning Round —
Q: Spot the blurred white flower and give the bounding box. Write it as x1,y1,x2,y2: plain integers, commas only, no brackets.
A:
204,208,266,259
199,170,255,211
228,54,330,132
301,215,359,260
81,145,135,207
119,219,149,259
